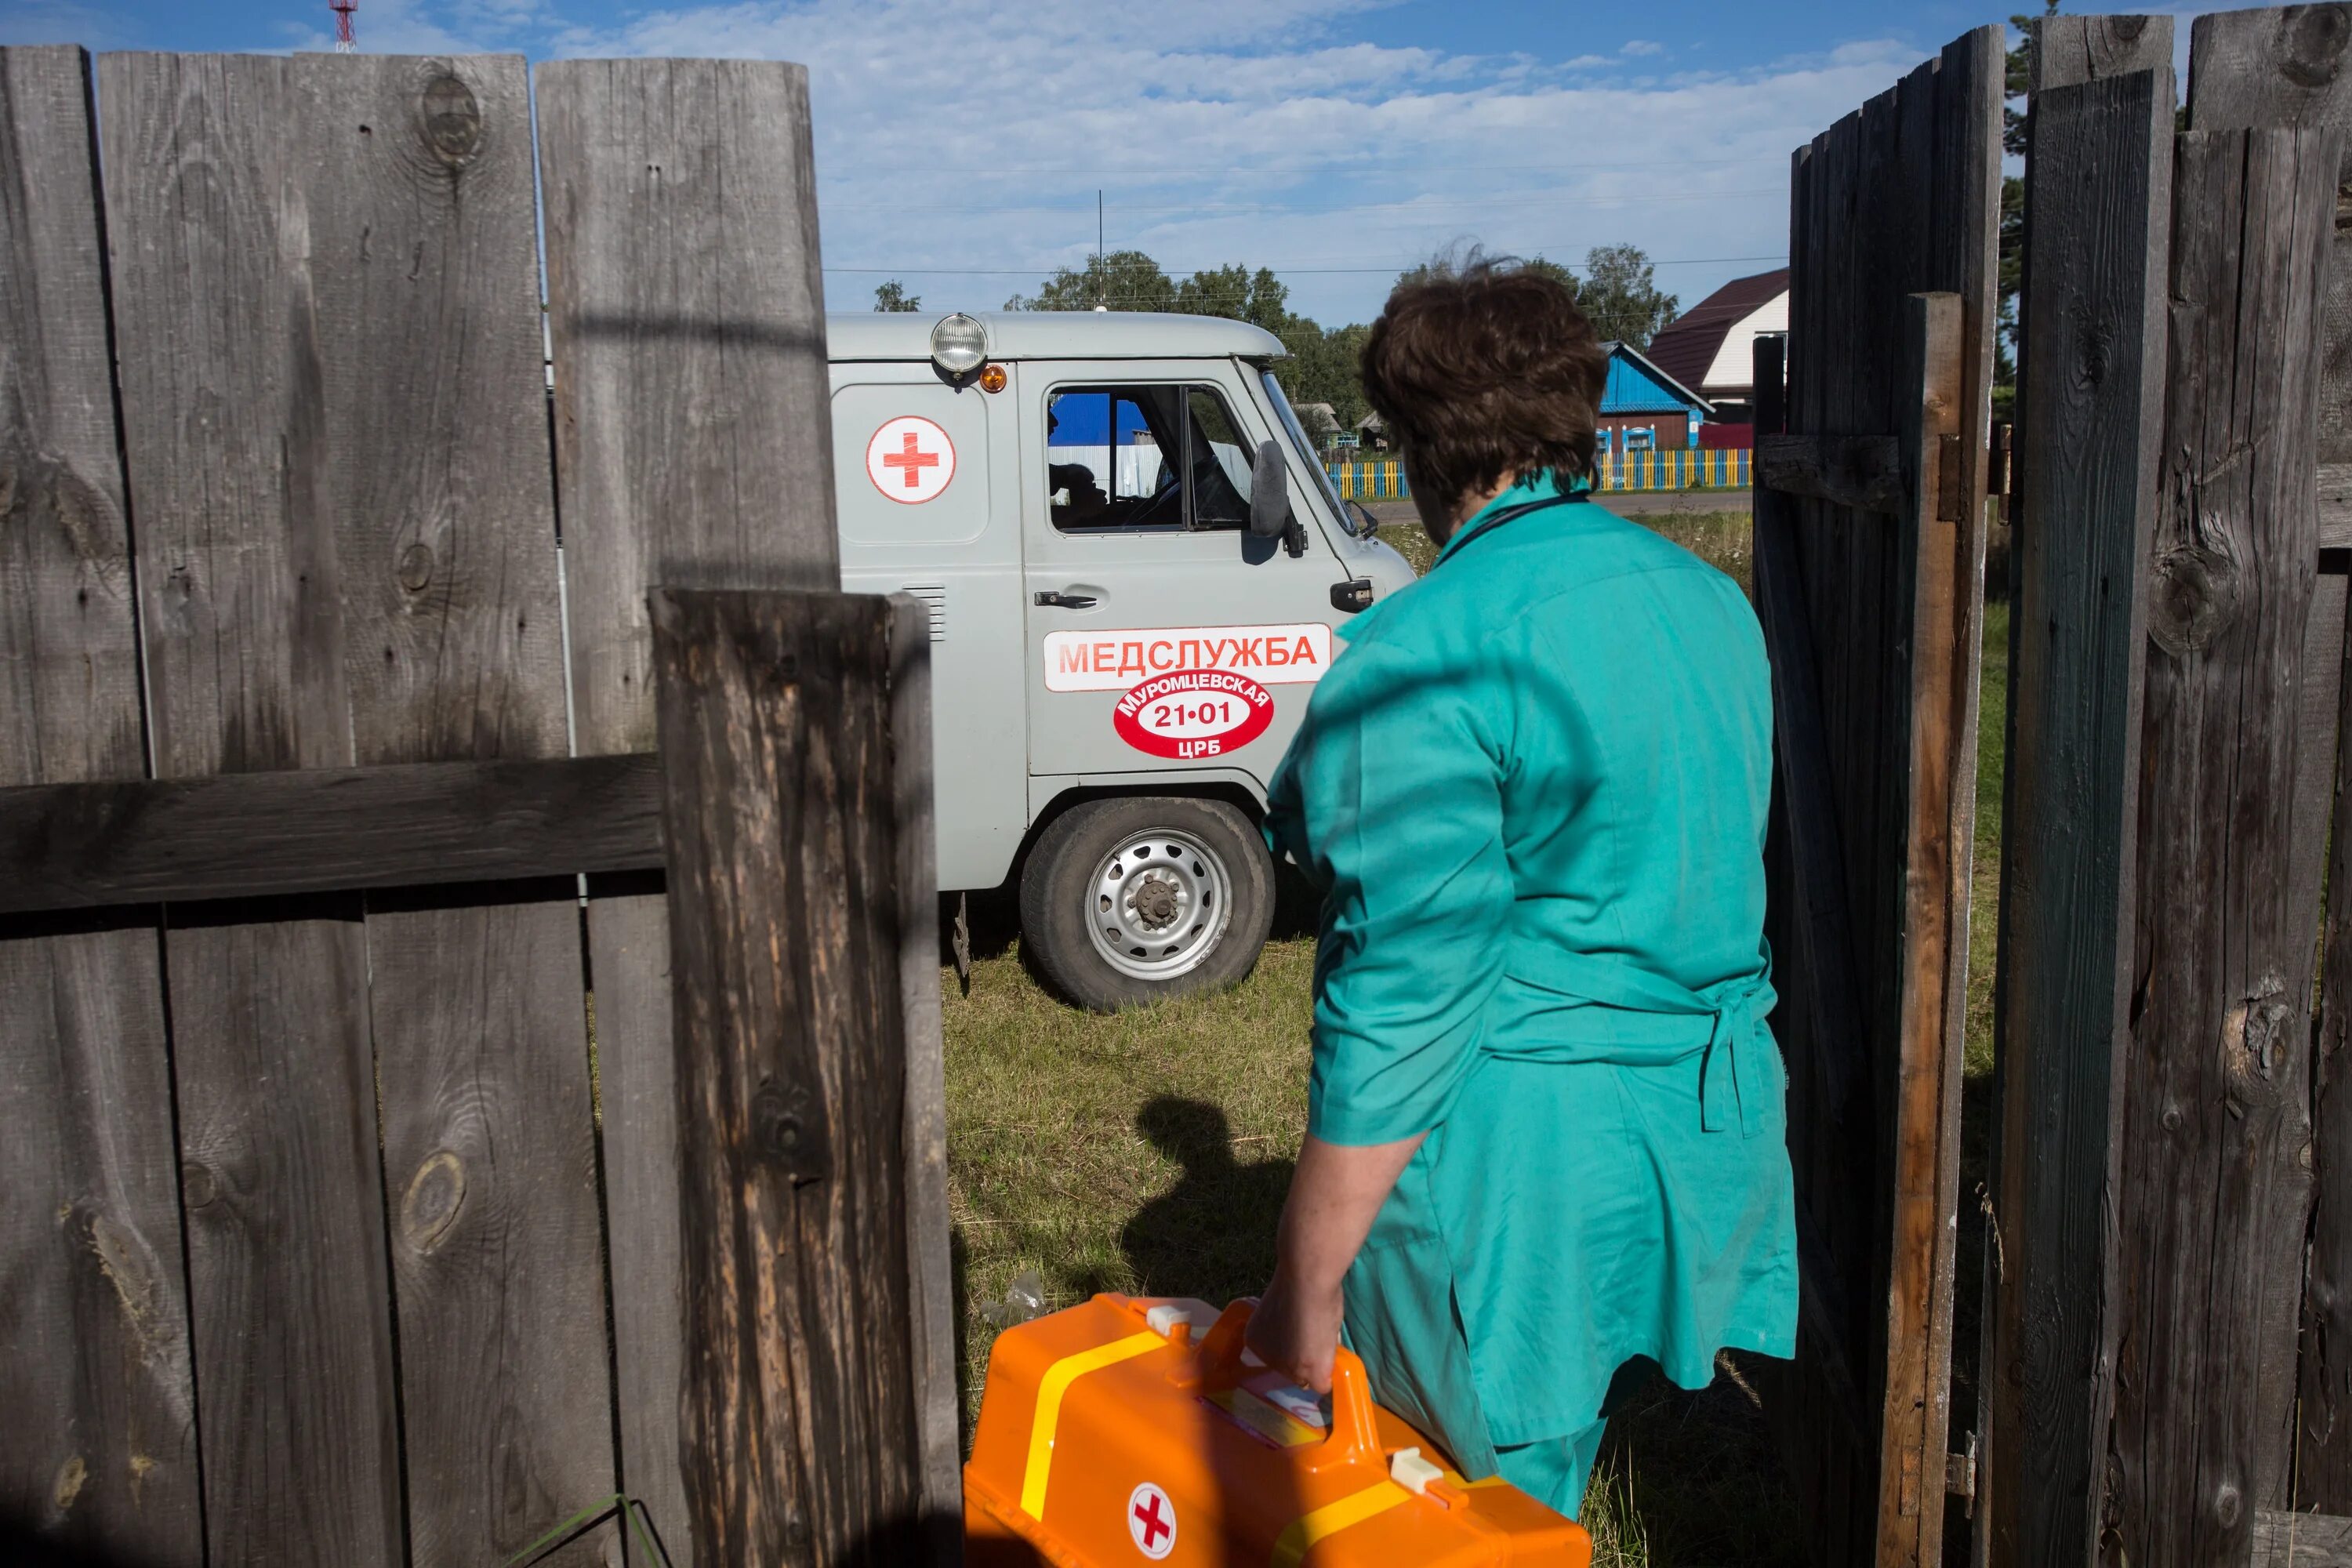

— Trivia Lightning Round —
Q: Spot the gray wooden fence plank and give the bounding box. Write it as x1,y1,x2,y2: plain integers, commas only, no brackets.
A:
93,50,394,1566
1982,64,2173,1568
0,43,201,1563
887,593,960,1545
652,588,924,1561
2186,5,2352,1517
291,52,614,1567
2259,1510,2352,1567
2033,14,2175,93
534,57,855,1563
2111,122,2337,1568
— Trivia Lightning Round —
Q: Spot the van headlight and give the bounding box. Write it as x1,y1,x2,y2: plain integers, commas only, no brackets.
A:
930,314,989,378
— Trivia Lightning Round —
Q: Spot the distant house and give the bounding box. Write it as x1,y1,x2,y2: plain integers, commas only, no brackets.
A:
1595,340,1712,452
1643,267,1791,425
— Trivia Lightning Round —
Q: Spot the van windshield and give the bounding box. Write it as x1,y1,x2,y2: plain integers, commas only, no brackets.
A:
1261,370,1356,535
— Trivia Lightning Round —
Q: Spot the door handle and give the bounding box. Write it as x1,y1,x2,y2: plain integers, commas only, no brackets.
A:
1033,590,1098,609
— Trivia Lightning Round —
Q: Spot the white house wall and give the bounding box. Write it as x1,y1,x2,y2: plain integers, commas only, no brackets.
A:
1702,292,1790,390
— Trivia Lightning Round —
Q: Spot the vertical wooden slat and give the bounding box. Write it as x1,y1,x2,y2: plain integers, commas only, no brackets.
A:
2111,121,2337,1568
1876,289,1977,1568
2183,4,2352,1516
297,53,614,1567
96,49,614,1564
1983,63,2174,1568
0,49,198,1563
533,56,876,1563
650,589,927,1563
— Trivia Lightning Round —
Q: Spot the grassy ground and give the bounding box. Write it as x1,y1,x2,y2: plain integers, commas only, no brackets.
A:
943,502,2005,1565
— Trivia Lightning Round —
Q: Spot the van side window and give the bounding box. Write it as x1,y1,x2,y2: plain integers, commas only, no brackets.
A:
1046,384,1254,533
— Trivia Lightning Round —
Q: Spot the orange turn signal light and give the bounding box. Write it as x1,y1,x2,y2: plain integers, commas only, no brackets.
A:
978,362,1007,393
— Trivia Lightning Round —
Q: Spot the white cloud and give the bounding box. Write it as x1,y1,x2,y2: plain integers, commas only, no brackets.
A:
1621,39,1665,56
258,0,1936,322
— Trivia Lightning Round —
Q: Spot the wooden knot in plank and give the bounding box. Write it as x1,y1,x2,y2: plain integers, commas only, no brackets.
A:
180,1162,219,1208
401,1148,468,1253
2148,522,2243,656
753,1078,829,1185
2223,971,2292,1118
419,70,483,165
2275,5,2352,90
398,541,434,593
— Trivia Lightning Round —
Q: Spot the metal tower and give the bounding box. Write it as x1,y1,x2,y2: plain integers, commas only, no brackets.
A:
331,0,357,51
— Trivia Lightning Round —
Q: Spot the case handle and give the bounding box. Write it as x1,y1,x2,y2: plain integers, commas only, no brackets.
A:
1196,1299,1382,1473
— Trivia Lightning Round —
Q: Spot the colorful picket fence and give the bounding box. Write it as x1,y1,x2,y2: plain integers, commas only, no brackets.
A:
1327,448,1751,499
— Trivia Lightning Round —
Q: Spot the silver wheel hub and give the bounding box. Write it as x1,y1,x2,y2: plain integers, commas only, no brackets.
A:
1085,829,1233,983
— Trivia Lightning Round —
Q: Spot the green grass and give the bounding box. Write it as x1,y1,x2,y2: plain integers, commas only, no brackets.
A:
942,508,2003,1564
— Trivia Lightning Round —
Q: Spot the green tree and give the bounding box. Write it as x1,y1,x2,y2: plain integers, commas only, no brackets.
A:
873,279,921,312
1575,244,1677,347
1003,250,1176,311
1174,264,1293,332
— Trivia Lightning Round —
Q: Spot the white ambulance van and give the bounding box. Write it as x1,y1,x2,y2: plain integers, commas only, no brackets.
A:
829,311,1416,1009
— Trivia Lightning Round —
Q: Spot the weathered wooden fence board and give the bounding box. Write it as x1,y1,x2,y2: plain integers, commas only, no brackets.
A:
0,752,665,910
2184,5,2352,1519
1758,28,2000,1566
0,43,201,1561
95,48,615,1563
289,55,609,1563
1983,55,2175,1568
96,48,405,1566
2111,121,2337,1568
654,589,932,1562
1877,289,1977,1563
534,56,888,1561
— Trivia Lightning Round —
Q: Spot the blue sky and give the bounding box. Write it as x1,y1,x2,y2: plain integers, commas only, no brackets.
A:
1,0,2206,325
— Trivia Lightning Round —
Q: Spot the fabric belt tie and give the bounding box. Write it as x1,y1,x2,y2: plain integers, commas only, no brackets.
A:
1497,938,1775,1139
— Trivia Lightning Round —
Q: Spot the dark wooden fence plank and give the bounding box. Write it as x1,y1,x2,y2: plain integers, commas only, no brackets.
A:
652,588,926,1563
0,44,201,1562
2109,121,2337,1568
283,53,614,1567
2259,1510,2352,1566
1757,433,1905,512
2185,5,2352,1517
1759,31,2001,1562
534,56,848,1562
0,753,662,911
1983,63,2173,1568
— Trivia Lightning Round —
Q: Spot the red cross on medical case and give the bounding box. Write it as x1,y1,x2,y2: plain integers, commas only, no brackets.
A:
964,1292,1594,1566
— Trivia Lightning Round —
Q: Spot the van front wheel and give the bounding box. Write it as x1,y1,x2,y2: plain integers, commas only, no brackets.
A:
1019,797,1276,1011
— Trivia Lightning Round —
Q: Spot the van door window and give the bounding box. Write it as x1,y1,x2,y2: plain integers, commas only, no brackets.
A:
1046,384,1254,533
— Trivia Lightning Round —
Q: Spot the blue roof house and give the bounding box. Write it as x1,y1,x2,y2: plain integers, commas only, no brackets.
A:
1594,340,1715,452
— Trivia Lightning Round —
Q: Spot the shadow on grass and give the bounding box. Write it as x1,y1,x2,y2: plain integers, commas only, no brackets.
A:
1120,1095,1295,1304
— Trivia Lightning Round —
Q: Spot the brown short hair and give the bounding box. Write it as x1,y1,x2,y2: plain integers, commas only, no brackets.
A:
1359,259,1609,518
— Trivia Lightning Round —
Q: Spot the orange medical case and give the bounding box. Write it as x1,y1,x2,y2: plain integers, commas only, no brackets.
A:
964,1292,1593,1566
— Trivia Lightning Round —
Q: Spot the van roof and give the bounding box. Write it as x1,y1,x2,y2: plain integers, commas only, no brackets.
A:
826,310,1287,363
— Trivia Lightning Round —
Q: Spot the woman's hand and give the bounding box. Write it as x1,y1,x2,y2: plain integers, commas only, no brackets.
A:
1247,1264,1346,1395
1246,1131,1428,1394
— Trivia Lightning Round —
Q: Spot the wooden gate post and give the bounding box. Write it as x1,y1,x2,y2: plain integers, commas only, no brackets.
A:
652,588,941,1566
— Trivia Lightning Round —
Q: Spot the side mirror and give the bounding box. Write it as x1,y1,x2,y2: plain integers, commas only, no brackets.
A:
1249,440,1291,539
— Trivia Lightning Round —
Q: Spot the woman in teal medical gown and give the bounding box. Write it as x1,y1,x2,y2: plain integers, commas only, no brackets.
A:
1245,260,1797,1518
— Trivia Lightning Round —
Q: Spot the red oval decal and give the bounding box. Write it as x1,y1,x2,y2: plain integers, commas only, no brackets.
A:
1113,669,1275,760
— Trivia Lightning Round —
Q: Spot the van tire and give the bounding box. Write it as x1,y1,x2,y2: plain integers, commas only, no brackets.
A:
1019,796,1276,1011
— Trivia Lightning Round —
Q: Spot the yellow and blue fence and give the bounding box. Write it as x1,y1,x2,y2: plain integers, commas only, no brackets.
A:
1327,448,1751,500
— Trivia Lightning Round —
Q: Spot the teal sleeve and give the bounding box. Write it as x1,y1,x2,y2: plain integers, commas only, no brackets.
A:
1287,638,1515,1146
